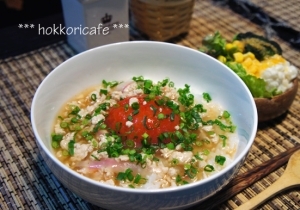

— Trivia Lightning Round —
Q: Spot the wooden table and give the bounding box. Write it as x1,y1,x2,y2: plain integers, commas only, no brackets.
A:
1,0,300,209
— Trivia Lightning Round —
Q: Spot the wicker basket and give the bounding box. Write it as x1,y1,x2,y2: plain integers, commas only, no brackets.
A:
130,0,195,41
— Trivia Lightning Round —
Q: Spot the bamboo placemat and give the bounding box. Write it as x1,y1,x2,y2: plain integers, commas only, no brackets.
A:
1,0,300,209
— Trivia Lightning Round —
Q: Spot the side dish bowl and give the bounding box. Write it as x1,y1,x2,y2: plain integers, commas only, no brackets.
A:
31,41,258,210
255,78,298,122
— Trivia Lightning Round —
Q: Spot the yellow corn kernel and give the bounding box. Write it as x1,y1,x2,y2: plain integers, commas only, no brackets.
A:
272,55,285,64
217,55,226,63
225,43,234,51
233,52,244,63
248,65,258,76
259,63,268,71
242,57,252,68
232,40,244,52
252,59,261,67
243,52,255,60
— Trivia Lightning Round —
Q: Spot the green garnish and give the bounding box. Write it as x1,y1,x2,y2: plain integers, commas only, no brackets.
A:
203,149,210,155
219,135,227,147
185,165,198,179
176,175,189,185
131,102,139,110
100,89,108,95
52,134,63,142
222,110,231,119
166,142,175,150
51,141,60,149
215,155,226,165
126,139,135,148
91,93,97,101
178,84,194,107
127,115,133,121
150,105,157,116
117,168,147,186
204,164,214,172
202,92,212,102
157,113,165,120
68,140,75,156
102,80,119,88
60,122,68,128
70,105,80,115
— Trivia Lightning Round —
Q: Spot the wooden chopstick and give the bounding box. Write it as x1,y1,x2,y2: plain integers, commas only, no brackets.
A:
187,144,300,210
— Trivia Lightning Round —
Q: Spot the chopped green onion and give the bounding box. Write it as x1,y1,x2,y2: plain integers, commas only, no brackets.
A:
60,122,68,128
176,175,182,183
52,134,63,142
170,112,175,121
100,89,108,95
142,133,149,139
70,105,80,115
222,110,231,119
132,76,144,82
178,84,194,107
144,80,153,88
102,80,118,88
185,165,198,178
157,113,165,120
68,140,75,156
131,102,139,110
133,174,142,184
153,157,159,162
115,122,122,132
195,141,203,147
91,93,97,101
204,164,214,172
141,138,151,148
133,109,139,115
91,154,99,160
62,150,69,156
81,118,90,125
124,104,129,111
51,141,60,149
126,140,135,148
155,99,165,106
148,93,155,100
171,158,179,166
85,114,92,119
219,135,227,147
127,115,133,121
215,155,226,165
71,117,78,123
150,105,157,116
194,153,203,160
203,149,210,155
166,142,175,150
111,151,119,157
203,92,212,102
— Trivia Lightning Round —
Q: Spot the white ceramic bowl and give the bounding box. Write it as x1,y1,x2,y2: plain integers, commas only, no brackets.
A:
31,41,257,210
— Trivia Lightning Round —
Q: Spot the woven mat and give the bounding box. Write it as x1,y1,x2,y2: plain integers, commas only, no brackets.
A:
250,0,300,32
1,0,300,209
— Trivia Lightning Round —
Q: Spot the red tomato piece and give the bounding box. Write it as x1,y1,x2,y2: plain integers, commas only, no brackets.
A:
105,95,180,147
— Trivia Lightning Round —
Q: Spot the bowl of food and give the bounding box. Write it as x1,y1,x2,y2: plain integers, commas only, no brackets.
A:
31,41,257,210
201,32,298,122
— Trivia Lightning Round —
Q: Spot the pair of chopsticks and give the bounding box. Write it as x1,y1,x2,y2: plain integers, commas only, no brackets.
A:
187,143,300,210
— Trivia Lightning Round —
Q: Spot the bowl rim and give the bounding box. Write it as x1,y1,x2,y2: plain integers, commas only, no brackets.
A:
31,40,258,194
